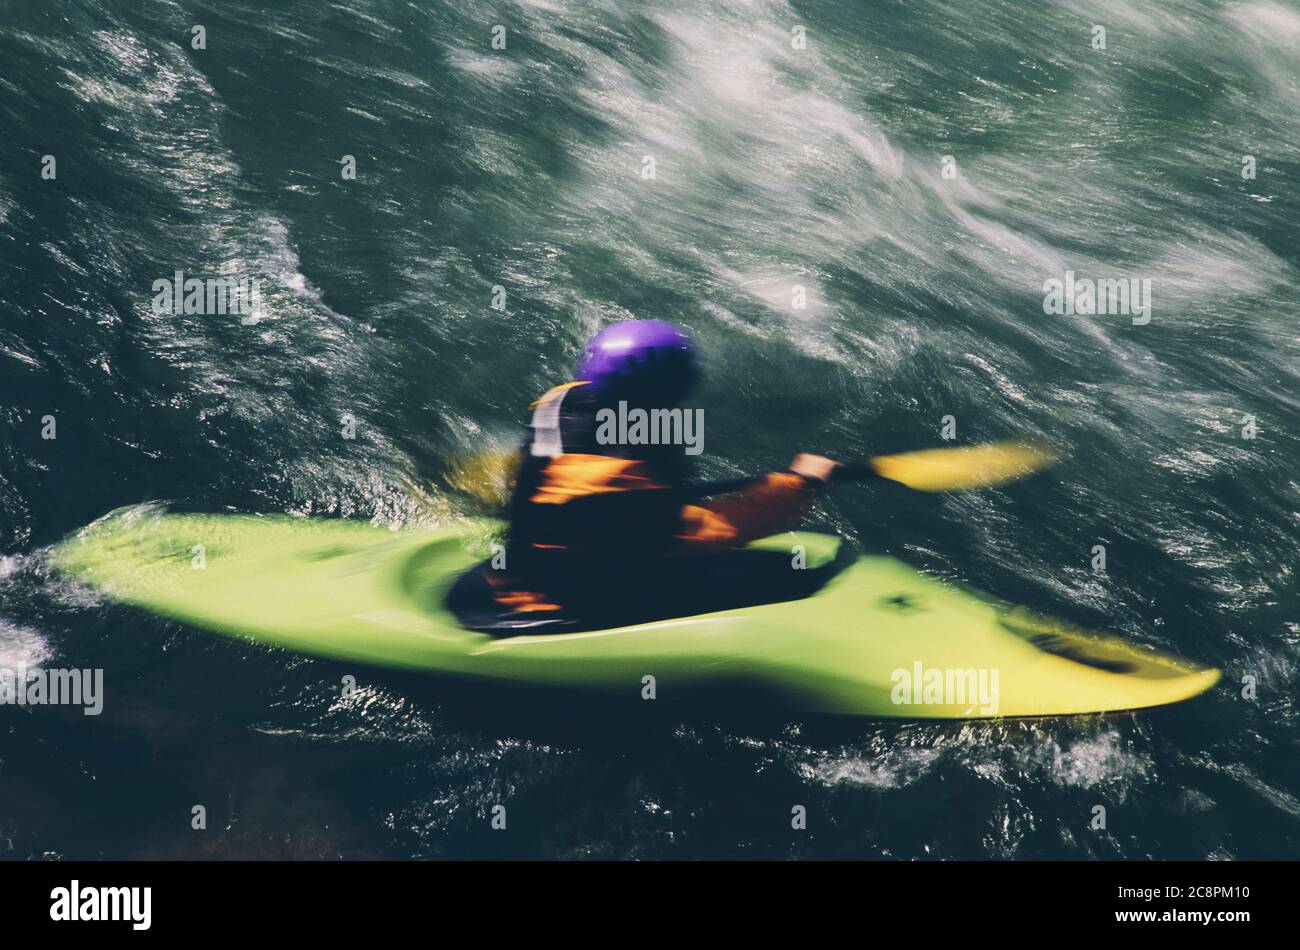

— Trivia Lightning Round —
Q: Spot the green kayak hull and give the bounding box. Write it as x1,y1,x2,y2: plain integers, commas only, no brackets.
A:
53,507,1220,718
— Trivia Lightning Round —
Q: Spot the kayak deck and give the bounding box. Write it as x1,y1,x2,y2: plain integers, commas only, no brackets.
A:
54,507,1220,718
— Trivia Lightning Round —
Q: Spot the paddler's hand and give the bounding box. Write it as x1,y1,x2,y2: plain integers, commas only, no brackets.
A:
789,453,841,484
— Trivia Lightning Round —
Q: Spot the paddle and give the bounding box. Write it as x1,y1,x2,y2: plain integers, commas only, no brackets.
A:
683,441,1059,498
442,440,1058,509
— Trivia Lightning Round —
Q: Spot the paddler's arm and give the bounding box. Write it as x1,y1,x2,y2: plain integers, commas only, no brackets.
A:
787,453,841,484
674,454,840,553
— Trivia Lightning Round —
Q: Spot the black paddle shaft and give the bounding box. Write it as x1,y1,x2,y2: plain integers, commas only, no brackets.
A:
682,462,876,500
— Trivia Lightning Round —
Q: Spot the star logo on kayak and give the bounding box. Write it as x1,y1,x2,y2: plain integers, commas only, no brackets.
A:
880,592,925,612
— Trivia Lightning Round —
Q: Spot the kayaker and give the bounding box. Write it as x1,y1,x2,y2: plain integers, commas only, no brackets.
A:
450,319,840,630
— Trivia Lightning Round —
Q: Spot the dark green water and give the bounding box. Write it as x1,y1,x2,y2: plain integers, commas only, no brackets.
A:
1,0,1297,858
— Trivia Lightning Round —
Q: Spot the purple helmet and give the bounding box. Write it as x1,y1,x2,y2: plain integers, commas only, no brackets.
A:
576,319,698,404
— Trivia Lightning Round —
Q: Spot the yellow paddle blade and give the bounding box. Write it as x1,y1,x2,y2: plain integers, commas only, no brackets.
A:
869,441,1059,492
443,449,523,510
